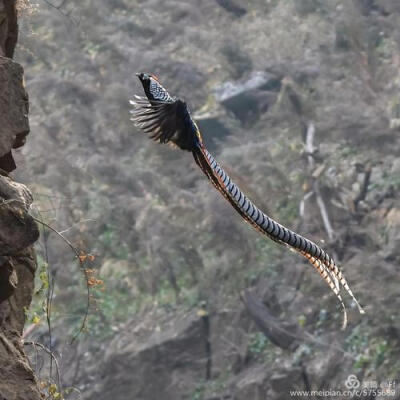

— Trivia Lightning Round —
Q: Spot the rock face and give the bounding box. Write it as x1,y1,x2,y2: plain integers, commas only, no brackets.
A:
0,57,30,164
0,245,39,400
0,177,38,256
0,1,40,399
0,0,27,173
86,313,209,400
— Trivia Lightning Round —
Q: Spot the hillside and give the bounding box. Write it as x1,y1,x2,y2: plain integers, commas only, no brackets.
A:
13,0,400,399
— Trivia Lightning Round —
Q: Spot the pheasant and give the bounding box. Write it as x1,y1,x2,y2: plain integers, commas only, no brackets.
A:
130,72,365,328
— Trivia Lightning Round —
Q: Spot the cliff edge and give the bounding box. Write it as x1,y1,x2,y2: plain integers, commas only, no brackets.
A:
0,1,40,399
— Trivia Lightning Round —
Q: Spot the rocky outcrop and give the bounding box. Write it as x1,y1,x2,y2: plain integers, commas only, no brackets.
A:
241,289,301,351
0,175,38,303
214,71,281,122
86,312,209,400
0,1,40,399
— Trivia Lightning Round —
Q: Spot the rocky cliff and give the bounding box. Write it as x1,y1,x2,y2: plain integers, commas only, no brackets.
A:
0,1,40,399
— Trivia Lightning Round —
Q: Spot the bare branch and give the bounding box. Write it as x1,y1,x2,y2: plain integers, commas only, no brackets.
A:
299,191,314,219
24,341,62,391
58,219,96,234
305,122,316,169
40,0,81,26
32,216,80,257
353,164,372,212
31,214,92,343
305,122,335,240
314,182,334,240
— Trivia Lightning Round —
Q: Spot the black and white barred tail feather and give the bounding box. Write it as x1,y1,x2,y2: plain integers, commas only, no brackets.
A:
193,147,348,329
131,73,365,328
193,144,364,328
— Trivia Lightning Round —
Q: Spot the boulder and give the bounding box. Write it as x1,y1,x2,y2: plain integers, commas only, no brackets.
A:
241,290,301,351
86,312,209,400
214,71,280,122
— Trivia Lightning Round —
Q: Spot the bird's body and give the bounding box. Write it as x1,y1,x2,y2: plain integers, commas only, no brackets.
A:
130,73,364,328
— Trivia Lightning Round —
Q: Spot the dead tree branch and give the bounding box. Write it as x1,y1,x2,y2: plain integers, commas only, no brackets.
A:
24,341,62,391
314,183,334,241
304,122,335,240
241,290,301,350
299,190,314,221
353,164,372,212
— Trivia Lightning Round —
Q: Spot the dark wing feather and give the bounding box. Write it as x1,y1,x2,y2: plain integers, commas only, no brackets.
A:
130,95,200,151
130,96,181,143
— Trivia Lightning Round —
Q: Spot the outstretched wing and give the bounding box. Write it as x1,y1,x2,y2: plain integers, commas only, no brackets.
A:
130,96,183,143
130,95,201,151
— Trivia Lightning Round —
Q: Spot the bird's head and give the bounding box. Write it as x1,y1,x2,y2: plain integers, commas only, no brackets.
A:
136,72,160,90
136,72,165,103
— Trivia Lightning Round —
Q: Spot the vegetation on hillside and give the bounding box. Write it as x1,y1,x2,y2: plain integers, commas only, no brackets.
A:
16,0,400,398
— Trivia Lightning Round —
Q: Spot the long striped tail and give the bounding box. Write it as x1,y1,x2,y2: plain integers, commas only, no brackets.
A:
192,142,364,328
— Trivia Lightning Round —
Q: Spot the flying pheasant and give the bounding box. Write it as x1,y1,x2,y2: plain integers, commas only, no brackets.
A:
130,72,365,328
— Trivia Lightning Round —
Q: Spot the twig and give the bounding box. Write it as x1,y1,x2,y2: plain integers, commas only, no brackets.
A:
41,0,81,26
70,288,90,343
65,386,82,400
59,219,96,234
31,215,91,343
71,345,82,385
42,0,67,8
24,341,62,391
32,216,80,257
34,210,56,381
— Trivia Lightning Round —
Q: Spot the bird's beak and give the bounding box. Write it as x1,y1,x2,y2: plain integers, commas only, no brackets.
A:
135,73,141,76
